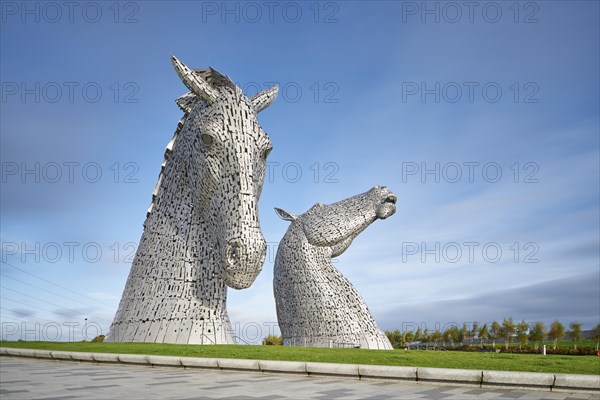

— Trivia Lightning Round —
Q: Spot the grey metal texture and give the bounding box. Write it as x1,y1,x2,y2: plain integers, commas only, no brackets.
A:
274,186,397,350
106,56,278,344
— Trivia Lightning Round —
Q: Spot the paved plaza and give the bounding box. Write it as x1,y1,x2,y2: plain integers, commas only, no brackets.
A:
0,357,596,400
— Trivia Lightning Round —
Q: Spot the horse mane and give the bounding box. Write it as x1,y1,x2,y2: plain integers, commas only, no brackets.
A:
146,68,235,217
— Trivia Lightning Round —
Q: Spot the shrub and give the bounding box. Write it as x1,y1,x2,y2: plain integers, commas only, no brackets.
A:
262,335,282,345
438,344,596,355
91,335,105,343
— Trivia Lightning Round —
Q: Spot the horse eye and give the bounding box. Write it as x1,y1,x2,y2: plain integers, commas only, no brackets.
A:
200,134,213,146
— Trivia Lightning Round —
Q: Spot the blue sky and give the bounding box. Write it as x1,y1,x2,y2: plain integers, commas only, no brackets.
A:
1,1,598,342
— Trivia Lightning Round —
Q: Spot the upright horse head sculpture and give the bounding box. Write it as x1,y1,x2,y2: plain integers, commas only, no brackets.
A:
107,56,278,344
274,186,397,350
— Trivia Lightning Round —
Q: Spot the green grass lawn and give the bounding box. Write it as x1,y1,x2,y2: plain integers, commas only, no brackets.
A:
2,341,599,375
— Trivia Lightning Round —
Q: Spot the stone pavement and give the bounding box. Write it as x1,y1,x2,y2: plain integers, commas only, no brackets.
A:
0,357,596,400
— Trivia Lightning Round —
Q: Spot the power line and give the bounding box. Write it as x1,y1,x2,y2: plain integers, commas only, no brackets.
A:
0,305,111,341
0,261,115,308
0,301,58,323
0,288,74,313
0,305,60,327
0,272,109,310
0,286,112,324
0,293,66,314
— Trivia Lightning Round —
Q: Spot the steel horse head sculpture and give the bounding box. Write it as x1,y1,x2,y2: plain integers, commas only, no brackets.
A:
274,186,397,350
107,56,278,344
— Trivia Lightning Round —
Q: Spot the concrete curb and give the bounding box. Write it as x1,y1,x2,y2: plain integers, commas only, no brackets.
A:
259,359,306,374
216,358,259,371
1,348,598,394
69,351,95,362
118,354,149,365
306,362,359,379
147,355,181,366
358,364,416,381
553,374,600,393
417,367,482,386
482,370,555,391
180,356,219,369
92,352,120,363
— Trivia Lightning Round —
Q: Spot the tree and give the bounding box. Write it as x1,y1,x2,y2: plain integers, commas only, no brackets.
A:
460,323,469,345
442,329,452,346
443,325,460,347
479,324,489,347
450,326,460,346
471,322,479,343
501,318,516,349
385,329,403,349
568,322,582,349
415,327,422,342
404,331,415,344
548,320,565,350
516,320,529,349
431,330,442,346
528,321,546,351
490,321,501,348
422,328,430,343
593,323,600,351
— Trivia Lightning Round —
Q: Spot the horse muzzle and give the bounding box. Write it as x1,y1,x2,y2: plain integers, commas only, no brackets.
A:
374,187,397,220
222,237,267,289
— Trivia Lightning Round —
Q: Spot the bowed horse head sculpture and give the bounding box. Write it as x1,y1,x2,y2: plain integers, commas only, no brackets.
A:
107,56,278,344
274,186,397,350
170,55,278,289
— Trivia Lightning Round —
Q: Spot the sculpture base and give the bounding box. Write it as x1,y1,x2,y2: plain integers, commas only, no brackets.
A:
283,335,393,350
106,318,235,345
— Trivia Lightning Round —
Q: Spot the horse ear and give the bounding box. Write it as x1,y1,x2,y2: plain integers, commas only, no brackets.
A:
274,207,296,222
175,92,200,113
251,85,278,113
171,55,218,103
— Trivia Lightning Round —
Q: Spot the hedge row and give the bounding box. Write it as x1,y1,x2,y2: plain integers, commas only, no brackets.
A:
415,344,598,355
